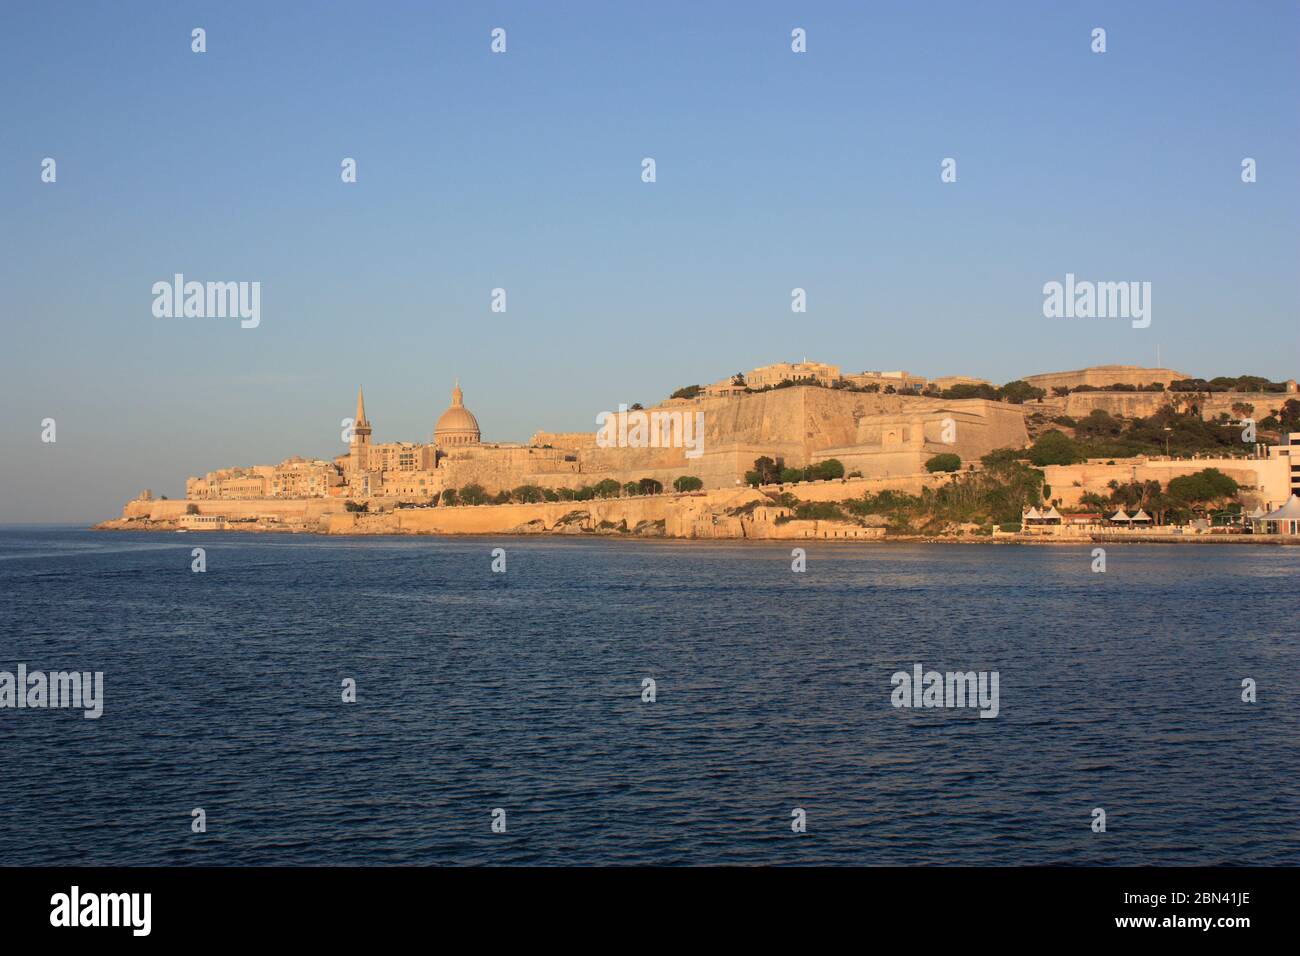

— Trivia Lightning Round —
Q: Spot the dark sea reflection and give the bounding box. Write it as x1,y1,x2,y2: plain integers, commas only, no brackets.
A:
1,528,1296,866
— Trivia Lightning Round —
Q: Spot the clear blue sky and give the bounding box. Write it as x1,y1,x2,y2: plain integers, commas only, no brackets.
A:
2,1,1296,522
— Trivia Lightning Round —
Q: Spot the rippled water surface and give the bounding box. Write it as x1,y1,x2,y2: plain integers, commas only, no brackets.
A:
1,528,1296,865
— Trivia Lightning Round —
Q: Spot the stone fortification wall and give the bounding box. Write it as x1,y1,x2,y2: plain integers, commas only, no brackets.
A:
122,497,353,522
1022,365,1189,391
325,488,772,538
763,472,957,501
1056,390,1290,422
538,388,1030,491
1043,456,1289,508
529,431,599,449
436,445,583,491
323,488,886,541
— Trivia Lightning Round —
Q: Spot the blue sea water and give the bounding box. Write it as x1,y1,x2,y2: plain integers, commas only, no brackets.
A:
0,527,1296,866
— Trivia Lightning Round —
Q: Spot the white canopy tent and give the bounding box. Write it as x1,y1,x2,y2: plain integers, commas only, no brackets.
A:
1255,494,1300,535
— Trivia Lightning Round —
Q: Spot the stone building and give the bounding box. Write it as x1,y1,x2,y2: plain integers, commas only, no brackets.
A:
272,457,344,497
930,375,993,392
843,370,928,393
703,375,749,398
745,360,841,389
186,466,273,499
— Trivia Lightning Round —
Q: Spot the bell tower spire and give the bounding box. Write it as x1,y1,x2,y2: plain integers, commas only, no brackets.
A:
355,385,369,426
350,385,372,472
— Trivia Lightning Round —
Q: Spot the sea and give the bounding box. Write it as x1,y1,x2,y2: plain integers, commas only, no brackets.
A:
1,527,1296,866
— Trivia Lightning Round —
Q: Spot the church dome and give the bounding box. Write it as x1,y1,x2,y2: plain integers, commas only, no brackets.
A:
434,382,481,446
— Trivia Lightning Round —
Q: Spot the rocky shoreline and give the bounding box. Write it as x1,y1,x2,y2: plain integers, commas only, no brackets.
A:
93,515,1297,545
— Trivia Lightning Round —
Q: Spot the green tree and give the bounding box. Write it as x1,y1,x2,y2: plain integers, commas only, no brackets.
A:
440,488,458,506
1078,492,1109,512
639,478,663,495
807,458,845,480
925,453,961,473
780,467,805,483
1028,430,1086,466
1073,409,1123,441
942,382,1000,401
1000,380,1046,404
673,475,704,492
1166,468,1240,512
592,479,622,499
622,481,641,496
458,483,488,506
512,485,546,503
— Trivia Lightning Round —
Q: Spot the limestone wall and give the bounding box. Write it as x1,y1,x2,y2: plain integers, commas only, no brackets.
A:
324,487,773,538
1057,389,1289,421
122,497,353,522
762,472,957,501
529,431,599,449
1043,456,1290,508
1023,365,1189,391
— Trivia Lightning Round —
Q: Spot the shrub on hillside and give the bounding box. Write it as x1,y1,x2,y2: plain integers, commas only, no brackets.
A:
925,453,961,473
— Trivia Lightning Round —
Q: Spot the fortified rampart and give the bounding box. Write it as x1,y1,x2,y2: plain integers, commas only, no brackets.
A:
758,472,960,501
1044,389,1292,422
1023,365,1189,391
438,387,1028,494
580,387,1029,485
121,497,351,523
1043,455,1292,508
